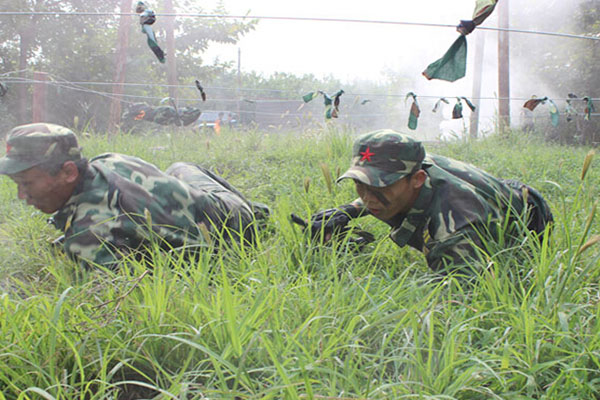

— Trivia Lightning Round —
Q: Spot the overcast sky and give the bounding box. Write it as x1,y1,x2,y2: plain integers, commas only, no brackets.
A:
199,0,581,136
203,0,480,83
201,0,501,135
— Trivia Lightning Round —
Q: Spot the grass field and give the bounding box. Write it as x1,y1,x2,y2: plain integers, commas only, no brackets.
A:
0,125,599,399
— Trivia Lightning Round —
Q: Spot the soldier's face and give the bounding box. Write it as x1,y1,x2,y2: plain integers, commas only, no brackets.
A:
355,171,425,222
10,166,73,213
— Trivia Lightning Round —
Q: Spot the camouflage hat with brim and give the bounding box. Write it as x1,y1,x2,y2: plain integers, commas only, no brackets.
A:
0,123,82,175
337,129,430,187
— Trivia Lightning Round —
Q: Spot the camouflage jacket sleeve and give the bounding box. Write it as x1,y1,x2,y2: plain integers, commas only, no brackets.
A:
423,223,489,274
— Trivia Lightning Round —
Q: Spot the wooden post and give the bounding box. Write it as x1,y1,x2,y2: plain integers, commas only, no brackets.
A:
470,31,486,139
18,26,34,124
165,0,178,100
237,47,241,124
108,0,133,133
498,0,511,134
32,72,48,123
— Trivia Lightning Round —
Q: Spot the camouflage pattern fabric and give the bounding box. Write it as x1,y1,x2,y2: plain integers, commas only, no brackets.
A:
51,154,260,269
356,154,553,273
337,129,430,187
122,103,201,126
0,123,82,174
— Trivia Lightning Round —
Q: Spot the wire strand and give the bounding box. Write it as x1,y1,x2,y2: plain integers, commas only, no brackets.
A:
3,76,599,103
0,11,598,41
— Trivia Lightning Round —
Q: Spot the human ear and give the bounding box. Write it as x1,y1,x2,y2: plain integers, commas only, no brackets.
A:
60,161,80,184
411,169,427,189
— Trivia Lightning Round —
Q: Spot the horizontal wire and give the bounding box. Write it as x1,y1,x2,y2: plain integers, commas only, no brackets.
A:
3,77,599,103
0,11,599,42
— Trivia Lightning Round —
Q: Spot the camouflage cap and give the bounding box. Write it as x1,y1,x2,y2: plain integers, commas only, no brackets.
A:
337,129,429,187
0,123,82,175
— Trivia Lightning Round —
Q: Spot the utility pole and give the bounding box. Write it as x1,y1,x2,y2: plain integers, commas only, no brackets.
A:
498,0,511,134
17,17,35,124
164,0,178,100
470,31,486,139
32,72,48,123
108,0,133,133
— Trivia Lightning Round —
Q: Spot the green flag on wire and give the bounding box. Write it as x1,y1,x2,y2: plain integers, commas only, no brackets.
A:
405,92,420,130
422,36,467,82
432,97,449,113
302,91,320,103
583,96,595,120
523,96,559,126
523,96,549,111
452,97,476,119
426,0,498,82
457,0,499,35
324,90,344,119
548,99,559,127
136,2,165,63
472,0,498,26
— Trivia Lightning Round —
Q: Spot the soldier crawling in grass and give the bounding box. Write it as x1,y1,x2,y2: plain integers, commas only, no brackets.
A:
308,129,554,275
0,123,269,269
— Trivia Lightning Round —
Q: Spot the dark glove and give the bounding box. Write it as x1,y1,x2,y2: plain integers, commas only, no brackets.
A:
308,204,363,240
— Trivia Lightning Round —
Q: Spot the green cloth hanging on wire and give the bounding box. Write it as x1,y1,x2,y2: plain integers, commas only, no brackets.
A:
548,99,559,127
422,36,467,82
302,91,320,103
195,80,207,101
300,89,344,119
452,99,464,119
523,96,559,126
583,96,595,120
457,0,499,35
523,96,548,111
405,92,420,130
325,90,344,119
432,97,449,113
136,2,165,63
424,0,498,82
452,97,476,119
0,82,7,97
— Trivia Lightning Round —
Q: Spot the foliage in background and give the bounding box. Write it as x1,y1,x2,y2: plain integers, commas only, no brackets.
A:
513,0,600,144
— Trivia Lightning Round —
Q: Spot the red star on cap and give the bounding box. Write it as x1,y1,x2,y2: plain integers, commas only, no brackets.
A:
5,144,11,155
360,147,374,162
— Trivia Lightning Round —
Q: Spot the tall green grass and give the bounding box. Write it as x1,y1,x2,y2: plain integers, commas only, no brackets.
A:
0,126,598,399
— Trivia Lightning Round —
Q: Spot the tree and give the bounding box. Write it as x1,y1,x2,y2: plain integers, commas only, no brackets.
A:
0,0,256,132
511,0,600,144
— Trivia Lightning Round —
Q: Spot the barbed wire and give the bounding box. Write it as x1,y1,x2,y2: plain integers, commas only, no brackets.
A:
0,11,599,42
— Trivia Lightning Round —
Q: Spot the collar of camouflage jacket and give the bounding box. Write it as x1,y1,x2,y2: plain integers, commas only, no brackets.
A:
51,165,94,232
388,175,433,247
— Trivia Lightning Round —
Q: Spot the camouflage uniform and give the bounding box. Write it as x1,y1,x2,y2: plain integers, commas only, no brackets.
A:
123,103,201,127
0,123,264,269
338,129,553,273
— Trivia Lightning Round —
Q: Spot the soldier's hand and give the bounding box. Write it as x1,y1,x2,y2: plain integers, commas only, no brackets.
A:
308,207,353,242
